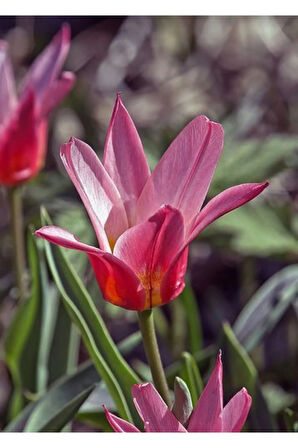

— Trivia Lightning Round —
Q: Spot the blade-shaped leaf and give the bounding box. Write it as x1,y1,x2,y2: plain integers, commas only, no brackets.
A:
221,322,276,431
179,352,203,406
233,265,298,351
180,284,203,354
40,207,140,424
24,362,98,432
4,332,141,432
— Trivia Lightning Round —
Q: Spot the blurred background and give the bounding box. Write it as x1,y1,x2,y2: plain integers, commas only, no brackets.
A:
0,16,297,431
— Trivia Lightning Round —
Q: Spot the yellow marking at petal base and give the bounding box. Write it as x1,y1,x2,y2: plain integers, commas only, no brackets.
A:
137,269,164,310
109,237,116,252
104,275,123,306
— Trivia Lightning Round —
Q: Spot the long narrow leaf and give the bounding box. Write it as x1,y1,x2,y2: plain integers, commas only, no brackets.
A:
234,265,298,351
40,207,140,423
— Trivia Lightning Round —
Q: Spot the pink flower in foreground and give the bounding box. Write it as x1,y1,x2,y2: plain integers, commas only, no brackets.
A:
104,352,252,432
35,95,268,310
0,24,75,186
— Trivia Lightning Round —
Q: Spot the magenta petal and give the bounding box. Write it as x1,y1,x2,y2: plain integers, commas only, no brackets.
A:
188,182,269,242
60,138,128,252
161,246,189,305
136,115,224,226
132,383,187,432
188,352,223,432
21,24,70,109
103,94,150,225
222,388,252,432
113,205,185,308
38,71,75,117
35,225,146,311
0,41,17,126
104,406,140,432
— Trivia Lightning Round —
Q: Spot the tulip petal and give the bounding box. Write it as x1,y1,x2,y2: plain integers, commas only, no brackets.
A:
132,383,187,432
103,94,150,225
0,91,47,186
187,352,223,432
21,24,70,111
188,182,269,242
35,225,146,311
104,406,140,432
38,71,76,117
60,137,128,252
161,246,189,305
113,205,185,309
222,388,252,432
0,41,17,126
136,115,224,226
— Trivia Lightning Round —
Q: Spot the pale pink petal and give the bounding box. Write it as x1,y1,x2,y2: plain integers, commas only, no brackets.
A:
136,115,224,226
103,94,150,225
113,206,185,309
132,383,187,432
35,226,146,311
222,388,252,432
60,138,128,252
104,406,140,432
187,182,269,242
0,41,17,126
38,71,75,117
21,24,70,109
35,225,100,255
187,352,223,432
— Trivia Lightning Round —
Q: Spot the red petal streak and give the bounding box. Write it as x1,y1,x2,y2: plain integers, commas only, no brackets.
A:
35,225,145,311
113,205,185,309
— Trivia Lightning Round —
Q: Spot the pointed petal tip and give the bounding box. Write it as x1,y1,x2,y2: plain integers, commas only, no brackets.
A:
60,22,71,42
241,387,252,404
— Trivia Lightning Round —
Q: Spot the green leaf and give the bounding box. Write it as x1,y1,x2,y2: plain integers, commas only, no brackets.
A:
172,377,193,426
40,207,139,423
75,411,113,432
283,408,298,432
166,346,214,386
4,331,142,432
221,322,276,431
205,204,298,256
24,361,98,432
233,265,298,351
210,135,298,196
5,228,80,420
180,284,203,354
262,383,296,415
179,352,203,406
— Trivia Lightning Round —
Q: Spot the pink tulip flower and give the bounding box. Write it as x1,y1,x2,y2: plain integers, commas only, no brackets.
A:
0,24,75,186
35,95,268,310
104,352,252,432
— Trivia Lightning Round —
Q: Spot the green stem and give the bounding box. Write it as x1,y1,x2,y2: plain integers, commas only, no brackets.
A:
7,186,27,301
138,309,171,407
